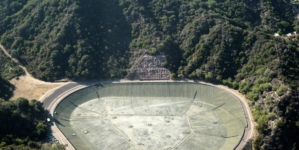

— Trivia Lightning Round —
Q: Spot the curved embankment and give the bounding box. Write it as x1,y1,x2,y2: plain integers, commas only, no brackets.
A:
41,80,253,150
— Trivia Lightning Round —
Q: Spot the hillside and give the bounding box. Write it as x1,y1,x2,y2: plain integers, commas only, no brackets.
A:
0,76,14,100
1,0,299,149
0,76,51,149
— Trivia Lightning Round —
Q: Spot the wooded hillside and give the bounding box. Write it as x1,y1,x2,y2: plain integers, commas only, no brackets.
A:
1,0,299,149
0,77,51,149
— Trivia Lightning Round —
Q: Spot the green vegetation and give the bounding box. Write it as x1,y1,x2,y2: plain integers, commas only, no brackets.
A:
253,106,275,133
0,96,47,149
1,0,131,80
0,0,299,149
0,75,62,149
41,143,66,150
0,76,14,100
0,50,24,80
276,86,286,96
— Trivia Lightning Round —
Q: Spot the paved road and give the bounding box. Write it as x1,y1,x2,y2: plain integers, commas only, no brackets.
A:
41,81,107,109
40,82,91,150
41,82,81,109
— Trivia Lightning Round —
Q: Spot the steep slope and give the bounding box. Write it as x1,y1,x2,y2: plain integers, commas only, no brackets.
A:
0,44,24,80
0,0,131,80
0,74,60,149
0,0,299,149
0,76,14,100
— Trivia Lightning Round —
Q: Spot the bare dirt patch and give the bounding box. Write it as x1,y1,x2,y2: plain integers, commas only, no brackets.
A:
9,75,64,100
1,43,66,100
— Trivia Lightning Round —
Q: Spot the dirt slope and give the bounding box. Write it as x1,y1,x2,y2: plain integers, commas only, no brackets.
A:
0,44,65,100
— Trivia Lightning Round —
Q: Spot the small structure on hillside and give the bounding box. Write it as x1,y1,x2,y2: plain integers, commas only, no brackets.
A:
129,55,170,80
285,31,299,38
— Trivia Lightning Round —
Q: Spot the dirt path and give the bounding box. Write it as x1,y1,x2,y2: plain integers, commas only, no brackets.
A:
0,44,65,100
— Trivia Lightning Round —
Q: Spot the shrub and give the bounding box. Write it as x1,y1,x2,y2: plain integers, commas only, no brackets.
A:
246,92,259,101
276,86,286,96
259,83,272,91
149,48,157,55
253,135,263,150
170,73,176,79
239,81,251,94
188,71,196,78
178,74,183,78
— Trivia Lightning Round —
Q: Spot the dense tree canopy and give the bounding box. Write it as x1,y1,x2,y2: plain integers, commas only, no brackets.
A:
0,74,58,149
0,98,47,148
0,76,14,100
0,50,24,80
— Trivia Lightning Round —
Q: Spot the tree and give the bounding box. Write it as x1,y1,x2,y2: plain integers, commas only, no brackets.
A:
36,122,47,138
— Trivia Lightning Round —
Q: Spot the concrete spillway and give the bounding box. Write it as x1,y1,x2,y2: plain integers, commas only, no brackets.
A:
54,82,247,150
